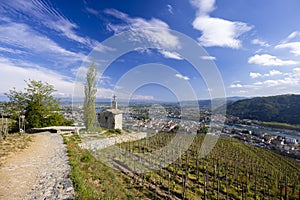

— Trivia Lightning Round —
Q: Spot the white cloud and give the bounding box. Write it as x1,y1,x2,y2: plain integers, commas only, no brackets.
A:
0,46,25,54
167,4,173,14
230,67,300,96
175,73,190,80
258,77,298,88
268,69,282,76
0,0,99,48
159,50,183,60
251,39,270,47
250,70,282,79
0,57,74,97
275,31,300,56
249,72,262,78
0,56,120,99
293,67,300,75
189,0,252,48
190,0,215,15
105,9,181,50
200,55,216,60
280,31,300,44
275,42,300,56
229,83,243,88
287,31,300,40
248,54,298,66
86,7,100,16
131,94,154,100
0,20,84,63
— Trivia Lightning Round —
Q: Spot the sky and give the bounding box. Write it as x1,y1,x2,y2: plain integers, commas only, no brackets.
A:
1,0,300,101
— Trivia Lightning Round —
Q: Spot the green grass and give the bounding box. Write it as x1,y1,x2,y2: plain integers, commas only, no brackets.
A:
114,133,300,199
62,134,153,200
261,121,300,131
64,133,300,199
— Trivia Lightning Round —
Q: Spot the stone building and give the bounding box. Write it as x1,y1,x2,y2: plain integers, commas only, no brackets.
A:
97,96,122,130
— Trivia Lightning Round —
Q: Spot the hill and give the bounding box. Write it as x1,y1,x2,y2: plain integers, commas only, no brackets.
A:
226,94,300,125
65,133,300,199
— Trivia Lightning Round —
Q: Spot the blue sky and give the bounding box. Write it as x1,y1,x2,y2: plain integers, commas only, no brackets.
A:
1,0,300,101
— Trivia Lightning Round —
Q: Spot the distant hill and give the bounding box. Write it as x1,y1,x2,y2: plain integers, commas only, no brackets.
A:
226,94,300,125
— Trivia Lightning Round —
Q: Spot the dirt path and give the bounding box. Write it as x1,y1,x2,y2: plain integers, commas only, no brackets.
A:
0,132,74,200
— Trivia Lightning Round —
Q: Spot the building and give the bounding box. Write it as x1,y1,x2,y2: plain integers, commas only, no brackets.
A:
97,96,122,130
285,137,298,145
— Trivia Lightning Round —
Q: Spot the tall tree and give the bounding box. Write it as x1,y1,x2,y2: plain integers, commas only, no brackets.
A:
5,80,73,129
83,62,97,131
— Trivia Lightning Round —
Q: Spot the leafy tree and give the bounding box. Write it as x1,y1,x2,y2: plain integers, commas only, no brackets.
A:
83,62,97,131
5,80,73,129
5,88,26,120
197,126,208,134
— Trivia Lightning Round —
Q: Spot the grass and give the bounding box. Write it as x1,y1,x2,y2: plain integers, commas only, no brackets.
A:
64,132,300,199
114,133,300,199
62,134,153,200
0,133,33,166
260,121,300,131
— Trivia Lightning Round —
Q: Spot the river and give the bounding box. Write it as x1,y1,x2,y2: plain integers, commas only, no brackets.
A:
225,124,300,141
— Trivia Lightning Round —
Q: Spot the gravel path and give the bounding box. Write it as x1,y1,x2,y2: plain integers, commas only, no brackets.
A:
0,132,74,200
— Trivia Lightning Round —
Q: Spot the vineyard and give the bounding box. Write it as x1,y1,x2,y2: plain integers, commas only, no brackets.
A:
95,133,300,199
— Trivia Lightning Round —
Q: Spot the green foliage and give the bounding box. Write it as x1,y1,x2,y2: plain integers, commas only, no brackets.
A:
105,128,122,136
5,80,71,129
116,133,300,199
197,126,208,134
62,134,148,200
227,94,300,125
83,62,97,132
43,112,74,127
261,121,300,131
115,128,122,134
137,115,149,121
4,89,26,120
80,153,93,163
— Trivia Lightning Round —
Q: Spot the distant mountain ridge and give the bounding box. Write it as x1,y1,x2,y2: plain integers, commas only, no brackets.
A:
226,94,300,125
60,96,247,105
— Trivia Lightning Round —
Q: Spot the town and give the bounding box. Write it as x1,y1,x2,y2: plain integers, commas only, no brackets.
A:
62,102,300,161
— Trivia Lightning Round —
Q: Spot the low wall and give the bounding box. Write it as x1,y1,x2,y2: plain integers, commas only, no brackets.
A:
79,132,148,152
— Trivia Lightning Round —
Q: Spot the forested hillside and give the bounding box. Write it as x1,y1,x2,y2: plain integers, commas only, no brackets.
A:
226,94,300,125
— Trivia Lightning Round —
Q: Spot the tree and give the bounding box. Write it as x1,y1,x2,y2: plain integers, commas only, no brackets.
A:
5,88,26,120
25,80,61,128
197,126,208,134
5,80,73,130
83,62,97,131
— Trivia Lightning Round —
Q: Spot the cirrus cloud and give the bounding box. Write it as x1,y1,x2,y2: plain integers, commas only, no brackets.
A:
159,50,183,60
105,9,181,50
251,39,270,47
175,73,190,80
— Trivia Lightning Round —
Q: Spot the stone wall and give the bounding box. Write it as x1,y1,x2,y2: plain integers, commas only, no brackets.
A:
79,132,148,152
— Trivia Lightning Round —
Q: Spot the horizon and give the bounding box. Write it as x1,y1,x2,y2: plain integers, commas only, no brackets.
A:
1,1,300,101
2,93,300,103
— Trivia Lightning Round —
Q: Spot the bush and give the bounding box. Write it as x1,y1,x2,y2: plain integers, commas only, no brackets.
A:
115,128,122,134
